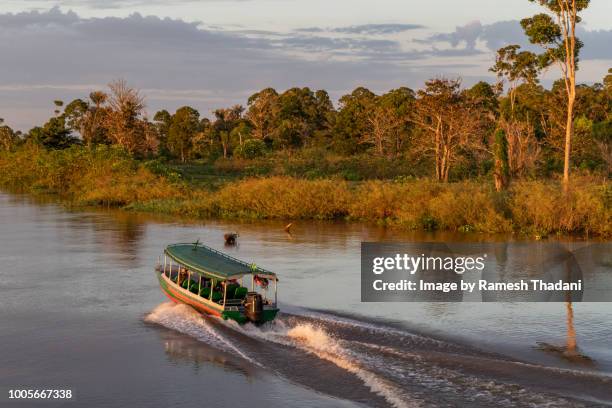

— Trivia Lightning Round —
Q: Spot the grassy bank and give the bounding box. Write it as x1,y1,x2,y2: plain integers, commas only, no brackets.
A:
1,146,610,237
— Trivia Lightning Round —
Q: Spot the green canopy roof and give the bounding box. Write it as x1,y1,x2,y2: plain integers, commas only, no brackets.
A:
165,243,276,280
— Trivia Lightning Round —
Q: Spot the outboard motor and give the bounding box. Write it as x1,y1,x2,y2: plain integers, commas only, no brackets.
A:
244,292,264,323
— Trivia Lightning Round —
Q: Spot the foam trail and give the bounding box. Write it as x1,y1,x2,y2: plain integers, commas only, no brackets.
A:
145,302,254,364
287,308,450,349
233,321,420,408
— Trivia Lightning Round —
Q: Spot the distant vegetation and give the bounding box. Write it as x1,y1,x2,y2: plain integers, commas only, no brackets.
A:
0,2,610,236
0,146,609,237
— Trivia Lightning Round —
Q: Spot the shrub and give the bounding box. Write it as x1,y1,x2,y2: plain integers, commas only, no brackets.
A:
212,176,351,219
233,139,267,159
509,178,611,236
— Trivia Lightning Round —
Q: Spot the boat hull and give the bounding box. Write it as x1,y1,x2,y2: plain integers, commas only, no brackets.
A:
156,272,278,324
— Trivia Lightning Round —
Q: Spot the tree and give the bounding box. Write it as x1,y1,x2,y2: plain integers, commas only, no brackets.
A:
592,119,612,173
168,106,200,162
28,115,78,149
271,87,328,149
490,45,540,113
412,78,485,182
103,79,151,155
0,119,18,151
364,87,415,157
191,118,216,159
521,0,590,192
153,109,172,155
245,88,278,141
213,105,244,158
490,46,541,178
332,87,376,154
63,99,89,138
82,91,110,146
604,68,612,93
493,129,510,191
61,94,110,147
53,100,64,116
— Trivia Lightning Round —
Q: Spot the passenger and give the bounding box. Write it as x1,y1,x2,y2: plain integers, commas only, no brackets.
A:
177,268,188,287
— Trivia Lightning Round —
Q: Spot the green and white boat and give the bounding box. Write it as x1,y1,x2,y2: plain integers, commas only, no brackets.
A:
155,242,279,324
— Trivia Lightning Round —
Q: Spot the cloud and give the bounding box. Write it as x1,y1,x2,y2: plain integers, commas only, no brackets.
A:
1,8,609,131
0,8,440,130
426,21,483,50
22,0,245,9
295,23,425,35
424,19,612,59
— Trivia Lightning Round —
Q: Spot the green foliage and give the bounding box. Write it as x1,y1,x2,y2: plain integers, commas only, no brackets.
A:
521,1,589,69
0,145,180,205
493,129,510,189
0,119,19,151
27,114,79,149
491,45,540,88
168,106,200,162
331,87,376,154
592,120,612,143
605,68,612,92
142,159,182,183
234,139,267,159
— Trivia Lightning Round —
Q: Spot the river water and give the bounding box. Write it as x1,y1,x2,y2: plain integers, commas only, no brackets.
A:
1,192,611,407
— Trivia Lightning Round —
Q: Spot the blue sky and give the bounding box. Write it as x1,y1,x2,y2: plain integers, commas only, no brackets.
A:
2,0,612,130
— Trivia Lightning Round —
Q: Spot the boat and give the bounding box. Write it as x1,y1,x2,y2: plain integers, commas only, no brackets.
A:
155,242,279,324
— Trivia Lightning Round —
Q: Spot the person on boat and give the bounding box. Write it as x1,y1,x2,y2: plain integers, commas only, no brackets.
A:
254,275,269,289
177,267,188,287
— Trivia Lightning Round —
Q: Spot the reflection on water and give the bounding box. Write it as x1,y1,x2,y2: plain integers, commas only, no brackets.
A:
1,192,611,408
537,301,595,366
157,328,257,379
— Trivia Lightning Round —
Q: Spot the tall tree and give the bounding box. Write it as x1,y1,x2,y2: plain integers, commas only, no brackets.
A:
271,87,327,148
28,115,77,149
63,99,89,138
246,88,278,141
83,91,110,146
103,79,150,155
493,129,510,192
490,45,540,113
153,109,172,155
332,87,376,154
521,0,590,192
490,46,541,177
168,106,200,162
413,78,485,182
364,87,415,157
213,105,244,158
604,68,612,93
0,119,18,151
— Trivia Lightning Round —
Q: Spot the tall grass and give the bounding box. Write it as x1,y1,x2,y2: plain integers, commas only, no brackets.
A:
510,179,611,236
0,144,181,206
1,146,609,236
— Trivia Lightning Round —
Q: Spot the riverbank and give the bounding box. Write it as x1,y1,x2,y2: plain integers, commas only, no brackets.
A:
1,145,610,237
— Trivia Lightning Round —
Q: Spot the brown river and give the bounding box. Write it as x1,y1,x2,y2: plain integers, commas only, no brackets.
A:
1,192,611,407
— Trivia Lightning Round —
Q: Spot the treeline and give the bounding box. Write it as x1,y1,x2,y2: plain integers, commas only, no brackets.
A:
1,0,611,187
1,71,610,182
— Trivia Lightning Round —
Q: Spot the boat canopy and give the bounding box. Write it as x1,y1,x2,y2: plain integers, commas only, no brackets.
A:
164,243,277,281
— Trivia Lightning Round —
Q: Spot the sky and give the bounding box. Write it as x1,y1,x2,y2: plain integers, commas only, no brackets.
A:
1,0,612,131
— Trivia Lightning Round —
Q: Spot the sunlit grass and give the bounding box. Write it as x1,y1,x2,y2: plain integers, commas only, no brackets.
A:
1,146,609,236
